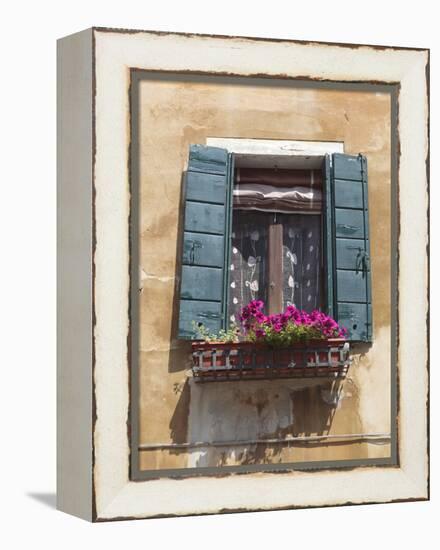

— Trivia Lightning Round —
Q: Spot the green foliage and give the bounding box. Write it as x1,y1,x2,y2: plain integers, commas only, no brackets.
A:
192,321,240,343
247,320,324,347
192,320,324,346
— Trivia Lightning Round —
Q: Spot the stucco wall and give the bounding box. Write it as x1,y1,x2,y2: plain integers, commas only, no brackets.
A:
136,74,392,471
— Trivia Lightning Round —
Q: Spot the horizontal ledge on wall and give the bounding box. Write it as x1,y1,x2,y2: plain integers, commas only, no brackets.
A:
138,432,391,451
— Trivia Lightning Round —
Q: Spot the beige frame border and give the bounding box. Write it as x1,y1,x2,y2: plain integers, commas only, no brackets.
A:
91,29,428,520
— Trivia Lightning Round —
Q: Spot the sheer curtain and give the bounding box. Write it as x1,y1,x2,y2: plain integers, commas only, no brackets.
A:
228,168,323,324
228,211,269,325
280,214,322,311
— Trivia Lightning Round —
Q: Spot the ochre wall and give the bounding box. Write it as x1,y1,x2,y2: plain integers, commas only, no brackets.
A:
137,75,392,471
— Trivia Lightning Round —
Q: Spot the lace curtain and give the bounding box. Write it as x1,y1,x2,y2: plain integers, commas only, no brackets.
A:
280,213,322,311
228,211,269,326
228,212,322,324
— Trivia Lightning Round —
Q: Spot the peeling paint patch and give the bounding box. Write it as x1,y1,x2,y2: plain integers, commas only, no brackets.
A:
321,387,345,408
139,267,175,291
186,379,349,468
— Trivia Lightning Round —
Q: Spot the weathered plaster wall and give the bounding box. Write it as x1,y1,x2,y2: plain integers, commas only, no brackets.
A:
137,75,392,471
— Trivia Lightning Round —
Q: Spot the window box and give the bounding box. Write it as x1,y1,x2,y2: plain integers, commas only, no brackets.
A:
191,338,350,383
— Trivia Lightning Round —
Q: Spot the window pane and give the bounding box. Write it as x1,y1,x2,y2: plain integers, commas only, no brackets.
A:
281,214,322,312
228,211,269,325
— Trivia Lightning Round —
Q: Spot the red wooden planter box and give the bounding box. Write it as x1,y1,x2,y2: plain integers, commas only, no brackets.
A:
191,339,351,382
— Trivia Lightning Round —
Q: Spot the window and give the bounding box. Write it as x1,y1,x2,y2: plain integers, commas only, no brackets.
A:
178,145,372,342
228,165,323,323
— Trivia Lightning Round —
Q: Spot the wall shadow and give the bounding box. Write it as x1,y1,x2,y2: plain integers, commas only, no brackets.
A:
186,377,345,468
167,171,192,373
169,378,191,445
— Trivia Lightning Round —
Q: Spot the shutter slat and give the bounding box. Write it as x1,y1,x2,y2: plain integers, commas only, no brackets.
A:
179,301,222,338
184,202,226,234
336,238,366,269
334,179,364,208
188,144,228,175
186,171,227,204
333,154,363,181
183,232,224,268
177,145,231,339
336,270,368,303
335,209,365,239
180,266,223,301
337,303,369,341
325,153,372,342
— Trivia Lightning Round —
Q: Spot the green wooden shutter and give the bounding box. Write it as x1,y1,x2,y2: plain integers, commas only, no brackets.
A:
177,144,233,339
324,153,372,342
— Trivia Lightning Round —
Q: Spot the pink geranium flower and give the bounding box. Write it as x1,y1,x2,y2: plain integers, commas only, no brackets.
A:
238,300,347,345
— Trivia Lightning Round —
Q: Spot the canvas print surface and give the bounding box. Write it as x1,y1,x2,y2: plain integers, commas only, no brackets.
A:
131,72,397,477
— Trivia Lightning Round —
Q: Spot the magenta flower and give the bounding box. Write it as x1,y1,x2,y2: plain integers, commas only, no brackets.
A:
237,300,347,344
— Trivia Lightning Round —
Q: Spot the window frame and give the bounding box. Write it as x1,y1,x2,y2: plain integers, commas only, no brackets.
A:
213,139,344,326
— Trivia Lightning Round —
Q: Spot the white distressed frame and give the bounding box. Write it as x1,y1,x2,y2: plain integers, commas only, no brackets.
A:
88,29,429,520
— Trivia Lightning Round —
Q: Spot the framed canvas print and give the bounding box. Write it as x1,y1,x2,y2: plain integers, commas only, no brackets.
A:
57,27,429,521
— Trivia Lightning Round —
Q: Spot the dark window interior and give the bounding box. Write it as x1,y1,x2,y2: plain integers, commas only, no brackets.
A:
228,166,323,324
